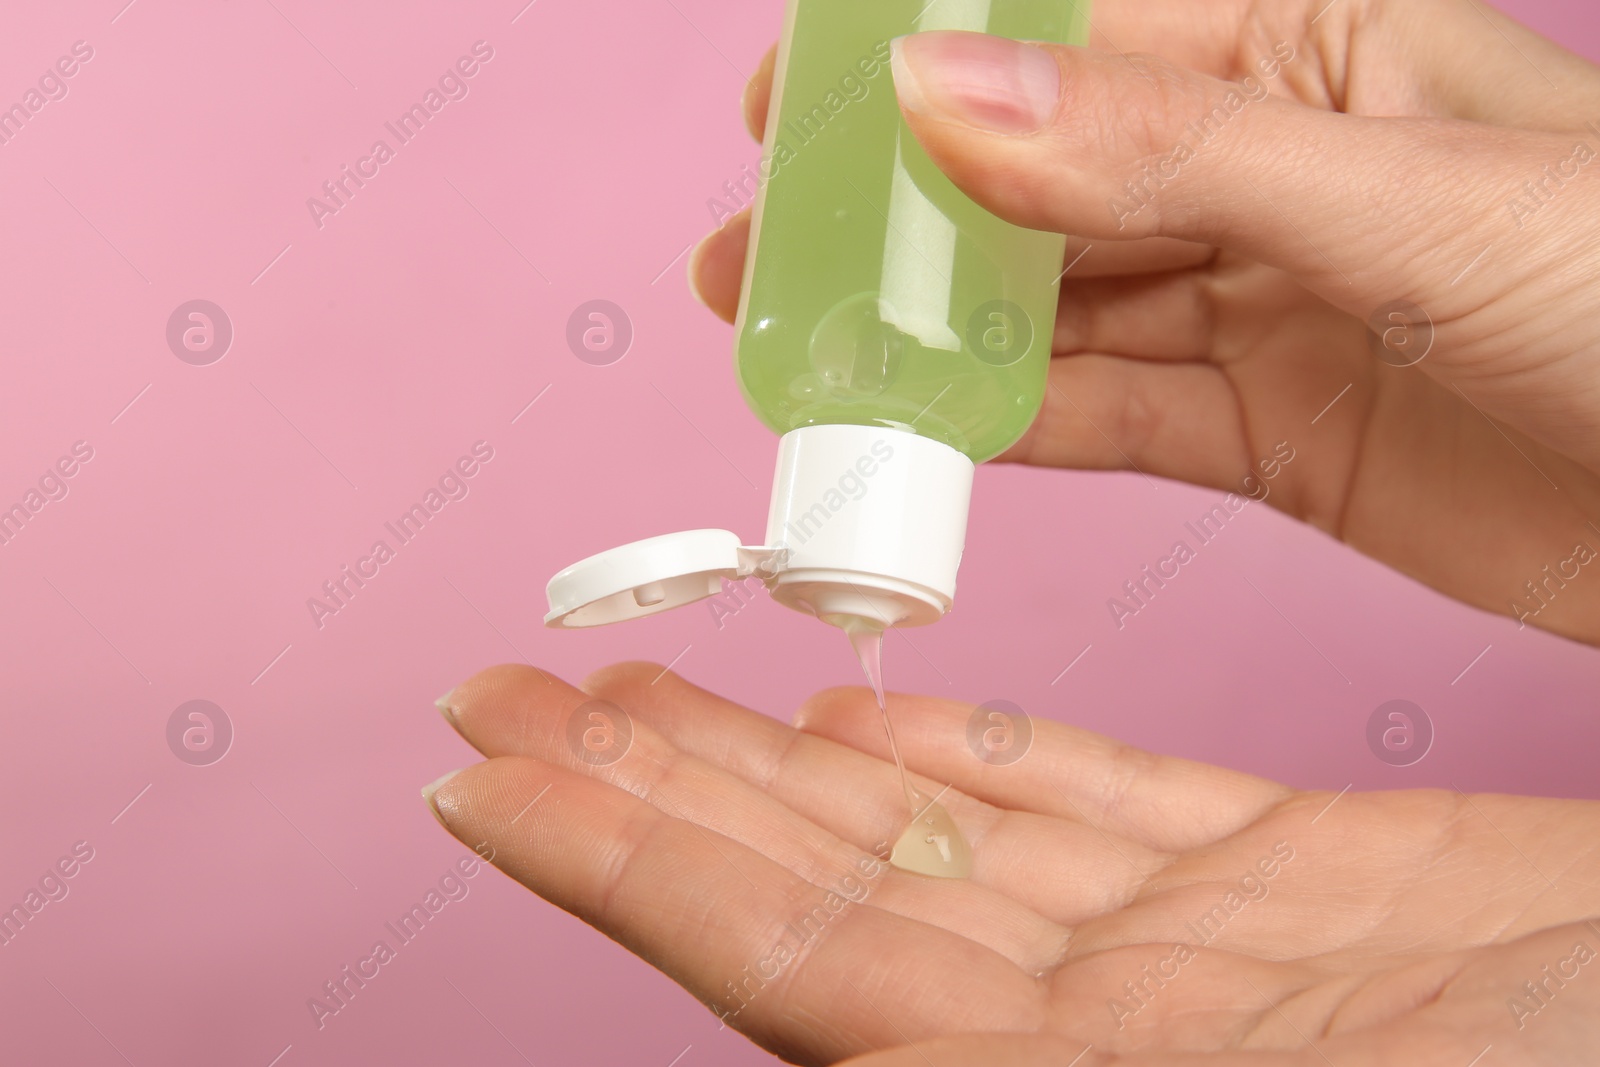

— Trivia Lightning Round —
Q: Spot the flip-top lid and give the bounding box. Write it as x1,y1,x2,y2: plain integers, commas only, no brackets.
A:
544,529,759,628
544,425,974,631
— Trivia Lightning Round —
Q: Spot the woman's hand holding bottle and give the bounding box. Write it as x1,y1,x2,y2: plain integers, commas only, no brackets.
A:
692,0,1600,645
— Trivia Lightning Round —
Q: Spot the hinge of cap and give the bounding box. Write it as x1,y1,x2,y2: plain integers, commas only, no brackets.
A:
736,545,788,580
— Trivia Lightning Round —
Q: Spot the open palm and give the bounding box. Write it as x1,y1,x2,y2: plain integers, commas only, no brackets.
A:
689,0,1600,644
427,664,1600,1065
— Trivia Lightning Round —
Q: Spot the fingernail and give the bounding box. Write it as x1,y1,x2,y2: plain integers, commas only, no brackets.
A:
435,689,457,723
891,31,1061,134
421,768,464,827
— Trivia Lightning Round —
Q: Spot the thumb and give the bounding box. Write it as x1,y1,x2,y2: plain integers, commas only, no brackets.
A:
838,1032,1322,1066
886,31,1556,318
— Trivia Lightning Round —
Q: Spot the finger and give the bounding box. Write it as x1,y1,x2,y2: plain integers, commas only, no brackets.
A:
999,354,1255,496
1364,0,1600,131
738,2,1600,141
839,1033,1094,1067
793,687,1292,854
840,1032,1325,1066
687,206,749,323
442,664,1075,967
588,665,1181,925
1020,348,1600,646
682,208,1217,328
885,33,1577,326
442,665,878,894
1009,282,1368,539
448,662,1162,928
427,756,1045,1062
742,43,778,141
1088,0,1600,133
1053,269,1215,360
1061,236,1216,279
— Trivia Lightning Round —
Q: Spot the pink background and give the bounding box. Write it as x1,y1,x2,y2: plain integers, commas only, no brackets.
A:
2,1,1597,1064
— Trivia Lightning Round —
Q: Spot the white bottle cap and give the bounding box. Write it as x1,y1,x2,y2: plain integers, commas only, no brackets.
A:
544,424,974,630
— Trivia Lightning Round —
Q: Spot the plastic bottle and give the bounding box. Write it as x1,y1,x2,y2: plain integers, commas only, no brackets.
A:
736,0,1088,464
544,0,1090,634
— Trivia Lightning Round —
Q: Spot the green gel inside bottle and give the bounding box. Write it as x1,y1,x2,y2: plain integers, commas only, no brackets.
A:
734,0,1091,464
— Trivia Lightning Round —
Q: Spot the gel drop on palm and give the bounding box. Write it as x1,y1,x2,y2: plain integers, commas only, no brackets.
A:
545,0,1090,633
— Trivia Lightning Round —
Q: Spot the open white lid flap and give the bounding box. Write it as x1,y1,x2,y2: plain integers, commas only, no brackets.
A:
544,529,784,628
